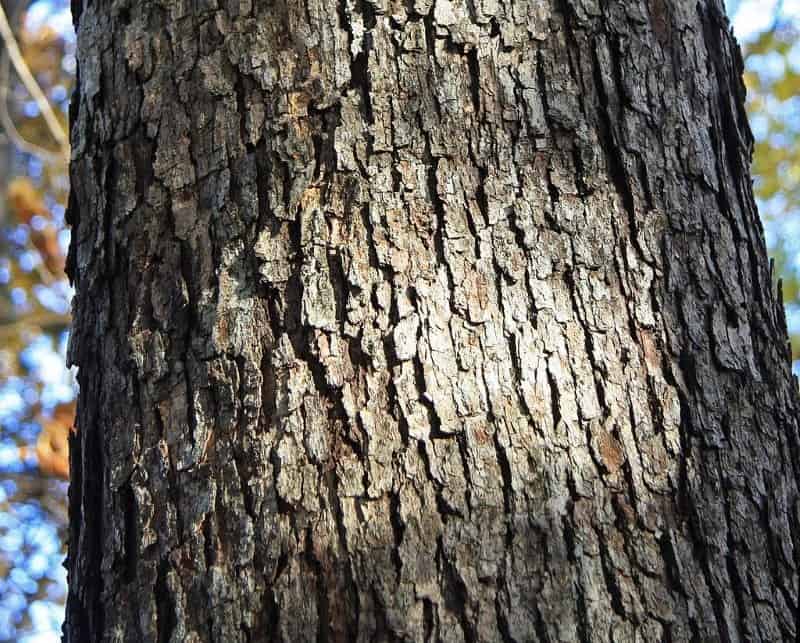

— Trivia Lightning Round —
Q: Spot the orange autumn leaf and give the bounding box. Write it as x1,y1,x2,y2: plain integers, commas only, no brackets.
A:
31,226,64,275
34,400,73,479
7,176,48,224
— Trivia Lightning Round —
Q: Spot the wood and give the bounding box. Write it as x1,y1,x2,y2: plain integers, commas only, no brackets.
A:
64,0,800,640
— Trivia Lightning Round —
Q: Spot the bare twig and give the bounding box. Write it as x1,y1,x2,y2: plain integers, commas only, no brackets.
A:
0,2,68,159
0,81,65,164
0,3,64,164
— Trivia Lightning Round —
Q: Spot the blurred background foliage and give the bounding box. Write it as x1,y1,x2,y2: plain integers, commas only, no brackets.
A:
732,0,800,361
0,0,795,640
0,0,72,639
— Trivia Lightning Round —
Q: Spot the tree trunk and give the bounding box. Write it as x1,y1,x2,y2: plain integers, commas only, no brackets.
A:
64,0,800,641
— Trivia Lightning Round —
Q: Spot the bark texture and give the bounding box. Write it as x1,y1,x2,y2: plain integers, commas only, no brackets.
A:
65,0,800,641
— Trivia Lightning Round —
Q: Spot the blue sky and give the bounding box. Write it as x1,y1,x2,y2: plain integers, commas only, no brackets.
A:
730,0,800,38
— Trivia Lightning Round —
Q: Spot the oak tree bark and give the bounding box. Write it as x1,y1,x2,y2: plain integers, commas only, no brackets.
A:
64,0,800,641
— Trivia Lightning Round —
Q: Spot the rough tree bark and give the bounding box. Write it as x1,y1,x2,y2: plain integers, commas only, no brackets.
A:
64,0,800,640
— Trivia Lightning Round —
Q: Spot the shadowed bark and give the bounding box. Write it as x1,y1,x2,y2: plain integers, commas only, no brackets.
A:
64,0,800,641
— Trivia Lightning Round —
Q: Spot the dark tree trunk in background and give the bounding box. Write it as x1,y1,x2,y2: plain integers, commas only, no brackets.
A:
64,0,800,640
